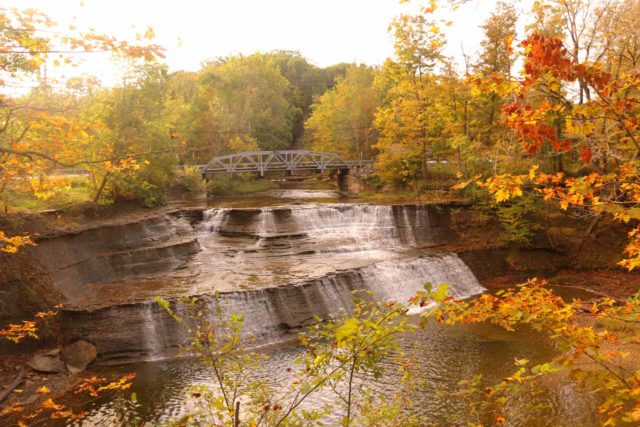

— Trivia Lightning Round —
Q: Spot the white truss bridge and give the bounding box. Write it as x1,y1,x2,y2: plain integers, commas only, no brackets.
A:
201,150,372,176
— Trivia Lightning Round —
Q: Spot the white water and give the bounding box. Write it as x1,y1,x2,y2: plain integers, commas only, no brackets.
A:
199,204,431,249
136,203,484,359
217,254,485,343
360,253,484,303
201,209,228,233
141,303,168,361
291,205,401,246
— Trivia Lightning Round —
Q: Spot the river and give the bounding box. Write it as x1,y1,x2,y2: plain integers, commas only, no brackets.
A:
25,186,598,426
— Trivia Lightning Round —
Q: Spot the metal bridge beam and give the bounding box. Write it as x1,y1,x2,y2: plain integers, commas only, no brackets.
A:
202,150,371,177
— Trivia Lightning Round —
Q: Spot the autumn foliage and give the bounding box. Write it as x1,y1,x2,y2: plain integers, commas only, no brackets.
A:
420,280,640,426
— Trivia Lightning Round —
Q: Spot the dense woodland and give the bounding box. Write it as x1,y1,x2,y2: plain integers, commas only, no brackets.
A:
1,1,638,209
3,0,640,425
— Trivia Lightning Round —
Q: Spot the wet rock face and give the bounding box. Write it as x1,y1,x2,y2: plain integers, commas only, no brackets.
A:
458,248,567,281
4,204,461,310
28,212,200,300
61,303,183,362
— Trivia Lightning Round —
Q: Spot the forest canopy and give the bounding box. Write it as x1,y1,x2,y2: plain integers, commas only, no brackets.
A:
2,0,640,268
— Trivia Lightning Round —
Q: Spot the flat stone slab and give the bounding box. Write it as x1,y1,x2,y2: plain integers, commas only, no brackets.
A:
27,351,66,373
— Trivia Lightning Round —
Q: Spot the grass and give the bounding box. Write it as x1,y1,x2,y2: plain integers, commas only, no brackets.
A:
1,176,94,214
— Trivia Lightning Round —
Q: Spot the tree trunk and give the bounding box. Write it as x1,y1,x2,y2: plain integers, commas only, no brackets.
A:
556,153,564,174
93,172,111,204
422,140,428,180
234,401,240,427
579,213,602,250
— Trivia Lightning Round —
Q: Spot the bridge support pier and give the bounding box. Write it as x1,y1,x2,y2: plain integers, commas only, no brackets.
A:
337,169,349,193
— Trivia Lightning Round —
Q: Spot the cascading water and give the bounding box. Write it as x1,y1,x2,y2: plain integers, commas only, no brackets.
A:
201,208,228,233
290,204,400,246
141,303,168,361
187,204,483,345
212,253,484,343
360,253,484,303
198,203,432,251
65,199,483,362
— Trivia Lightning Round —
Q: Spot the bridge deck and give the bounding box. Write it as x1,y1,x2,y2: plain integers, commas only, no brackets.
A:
202,150,372,176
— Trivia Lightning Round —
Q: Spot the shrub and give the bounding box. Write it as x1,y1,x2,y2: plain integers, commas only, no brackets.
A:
174,166,206,194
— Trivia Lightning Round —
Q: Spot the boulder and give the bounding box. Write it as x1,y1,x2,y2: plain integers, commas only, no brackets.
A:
27,351,65,373
62,339,97,374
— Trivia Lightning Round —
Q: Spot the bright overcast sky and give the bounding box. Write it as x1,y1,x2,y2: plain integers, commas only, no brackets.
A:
4,0,534,87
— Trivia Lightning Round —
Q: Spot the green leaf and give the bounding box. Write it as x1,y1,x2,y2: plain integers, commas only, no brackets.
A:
300,382,311,395
335,318,359,342
433,283,449,302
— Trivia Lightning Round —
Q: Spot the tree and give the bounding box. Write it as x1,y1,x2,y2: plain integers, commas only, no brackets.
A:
0,14,167,413
78,64,178,205
184,54,294,159
423,279,640,426
373,13,446,185
305,64,379,159
157,292,419,426
455,24,640,268
470,1,518,143
0,7,164,252
267,51,348,146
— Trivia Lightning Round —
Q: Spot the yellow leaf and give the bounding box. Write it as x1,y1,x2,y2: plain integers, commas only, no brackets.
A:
37,385,51,394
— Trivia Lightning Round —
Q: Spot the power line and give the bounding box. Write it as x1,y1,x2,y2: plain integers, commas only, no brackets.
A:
0,25,73,38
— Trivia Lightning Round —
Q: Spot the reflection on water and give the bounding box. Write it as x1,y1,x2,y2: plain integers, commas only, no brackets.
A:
205,183,345,208
254,189,342,199
68,321,597,427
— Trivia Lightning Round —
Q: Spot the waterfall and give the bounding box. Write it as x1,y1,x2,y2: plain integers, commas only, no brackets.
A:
74,203,484,363
212,254,484,345
198,204,432,249
141,303,168,361
129,253,484,360
291,205,400,246
201,208,228,233
398,206,417,246
213,289,293,342
359,253,484,304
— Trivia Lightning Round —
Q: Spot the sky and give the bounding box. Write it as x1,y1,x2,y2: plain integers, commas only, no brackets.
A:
3,0,533,89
